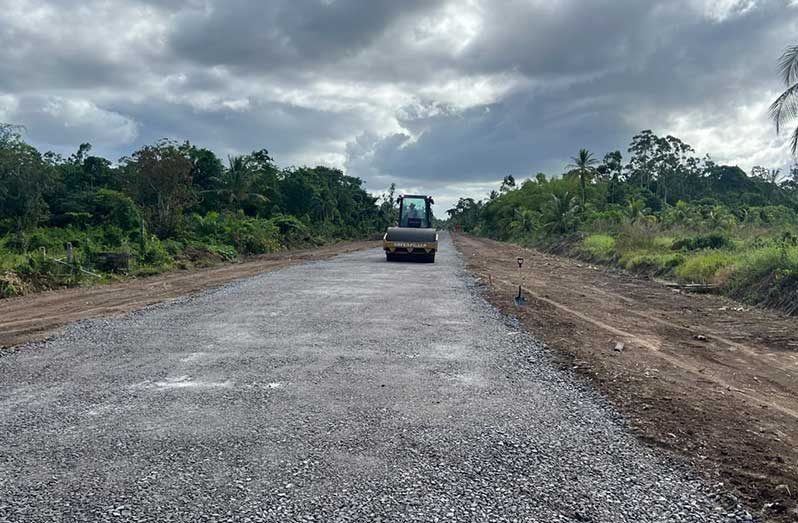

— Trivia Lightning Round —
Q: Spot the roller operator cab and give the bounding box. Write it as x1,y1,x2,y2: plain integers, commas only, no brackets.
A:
383,195,438,263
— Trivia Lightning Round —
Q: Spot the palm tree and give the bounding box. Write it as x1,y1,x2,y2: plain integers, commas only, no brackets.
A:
206,155,268,209
510,208,537,236
770,45,798,154
541,192,580,235
567,148,598,205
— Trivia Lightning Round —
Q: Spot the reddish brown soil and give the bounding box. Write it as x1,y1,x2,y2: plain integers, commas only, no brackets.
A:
454,233,798,523
0,240,377,349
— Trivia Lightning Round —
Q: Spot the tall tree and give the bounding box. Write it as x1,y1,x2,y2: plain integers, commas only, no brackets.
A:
121,139,195,237
599,150,623,181
0,124,53,233
446,198,482,232
182,143,224,192
500,174,516,193
208,155,268,212
770,45,798,154
567,148,598,205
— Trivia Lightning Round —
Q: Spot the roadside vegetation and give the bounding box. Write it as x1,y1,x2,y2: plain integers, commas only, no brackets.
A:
446,129,798,314
0,124,395,297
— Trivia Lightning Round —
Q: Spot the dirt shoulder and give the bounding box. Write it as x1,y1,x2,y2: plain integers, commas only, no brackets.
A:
0,240,377,349
453,233,798,522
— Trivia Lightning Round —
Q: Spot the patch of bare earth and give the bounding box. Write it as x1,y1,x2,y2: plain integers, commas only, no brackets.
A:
453,233,798,523
0,240,377,349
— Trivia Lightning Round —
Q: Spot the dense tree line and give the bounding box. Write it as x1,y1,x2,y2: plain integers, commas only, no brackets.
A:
0,124,392,294
447,130,798,237
446,130,798,314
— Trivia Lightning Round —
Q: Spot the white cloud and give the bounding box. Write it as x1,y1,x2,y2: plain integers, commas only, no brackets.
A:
0,94,19,122
661,95,792,171
691,0,758,21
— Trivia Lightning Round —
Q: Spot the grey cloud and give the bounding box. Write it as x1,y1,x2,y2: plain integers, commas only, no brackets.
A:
348,89,630,186
4,95,138,151
168,0,445,72
0,0,796,199
102,96,367,163
349,0,798,189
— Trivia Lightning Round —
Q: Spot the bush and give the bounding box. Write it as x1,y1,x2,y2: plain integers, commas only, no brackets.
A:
161,239,185,256
186,212,281,255
269,214,308,246
0,270,29,297
140,239,172,267
727,245,798,297
719,243,798,312
86,189,139,230
653,236,674,250
675,251,736,283
204,243,238,261
578,234,616,262
615,222,659,252
622,252,685,274
672,233,732,251
227,218,280,254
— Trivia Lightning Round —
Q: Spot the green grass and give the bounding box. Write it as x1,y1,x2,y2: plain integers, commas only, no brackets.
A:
726,245,798,299
652,236,675,250
0,251,27,271
674,251,736,283
567,228,798,313
578,234,616,262
622,252,685,274
737,245,798,278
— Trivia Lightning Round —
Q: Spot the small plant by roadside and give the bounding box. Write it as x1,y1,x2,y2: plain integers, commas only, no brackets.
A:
0,270,28,297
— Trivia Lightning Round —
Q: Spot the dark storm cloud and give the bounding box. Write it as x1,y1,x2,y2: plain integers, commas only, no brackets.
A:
0,0,796,206
348,0,798,190
168,0,446,72
347,88,629,186
108,96,367,162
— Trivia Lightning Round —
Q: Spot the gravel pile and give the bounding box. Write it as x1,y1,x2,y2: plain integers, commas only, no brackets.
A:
0,233,753,521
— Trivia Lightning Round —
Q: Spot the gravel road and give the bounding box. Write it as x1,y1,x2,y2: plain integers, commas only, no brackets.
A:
0,233,749,522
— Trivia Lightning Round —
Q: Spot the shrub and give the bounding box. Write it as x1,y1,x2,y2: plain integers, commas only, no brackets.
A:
161,239,185,256
227,218,280,254
101,225,126,248
622,253,685,274
578,234,616,262
672,233,732,251
269,214,308,246
86,189,139,230
727,245,798,296
140,239,172,267
652,236,674,250
0,270,28,297
675,251,736,283
204,243,238,261
615,221,659,252
186,212,281,255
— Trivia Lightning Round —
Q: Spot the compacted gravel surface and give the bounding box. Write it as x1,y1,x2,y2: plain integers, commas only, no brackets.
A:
0,233,750,522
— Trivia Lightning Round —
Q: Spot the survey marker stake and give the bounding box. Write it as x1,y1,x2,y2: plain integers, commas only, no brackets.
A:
515,256,526,306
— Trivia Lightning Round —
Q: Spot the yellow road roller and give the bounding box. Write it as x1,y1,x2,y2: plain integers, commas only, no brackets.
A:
383,195,438,263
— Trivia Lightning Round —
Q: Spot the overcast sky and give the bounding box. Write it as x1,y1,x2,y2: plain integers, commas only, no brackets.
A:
2,0,797,211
